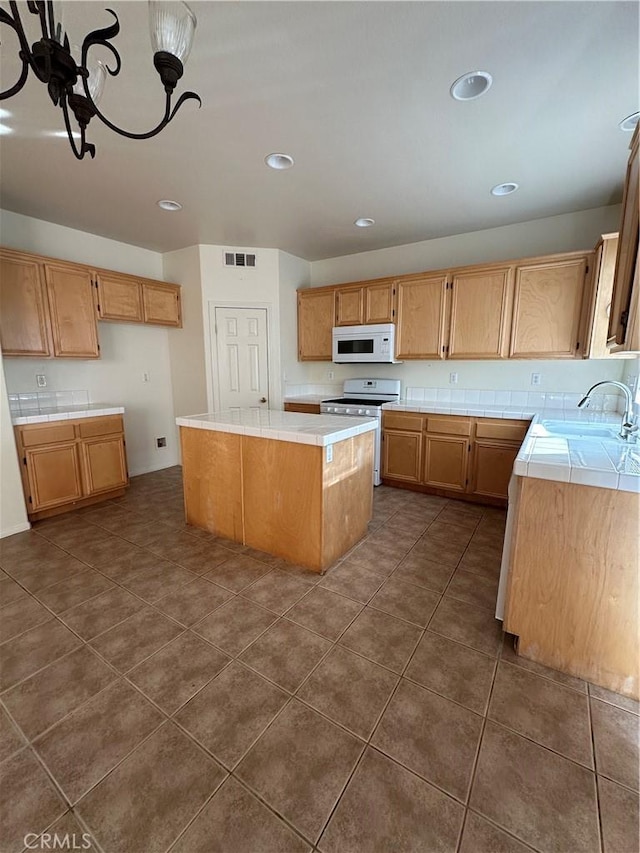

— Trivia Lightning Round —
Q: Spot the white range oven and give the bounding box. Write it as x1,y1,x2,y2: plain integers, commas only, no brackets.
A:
321,378,401,486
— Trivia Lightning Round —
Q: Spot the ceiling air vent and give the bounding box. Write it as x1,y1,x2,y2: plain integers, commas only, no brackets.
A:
223,251,256,268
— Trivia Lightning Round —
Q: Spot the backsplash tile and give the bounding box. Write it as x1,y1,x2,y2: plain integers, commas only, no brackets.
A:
8,390,90,415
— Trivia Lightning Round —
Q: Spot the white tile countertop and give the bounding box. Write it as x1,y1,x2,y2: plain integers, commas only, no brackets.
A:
11,405,125,426
383,402,638,493
176,409,378,447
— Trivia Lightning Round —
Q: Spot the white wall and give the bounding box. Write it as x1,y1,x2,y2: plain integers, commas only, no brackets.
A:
0,349,30,538
0,209,179,475
282,205,625,395
198,246,284,411
278,250,312,387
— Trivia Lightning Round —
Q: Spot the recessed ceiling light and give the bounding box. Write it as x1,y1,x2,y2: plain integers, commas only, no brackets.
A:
265,152,294,170
619,112,640,132
354,218,375,227
157,199,183,211
491,182,519,197
450,71,493,101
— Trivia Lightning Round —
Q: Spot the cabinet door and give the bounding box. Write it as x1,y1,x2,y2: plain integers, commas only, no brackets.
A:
44,263,100,358
471,440,519,499
142,282,182,326
298,289,335,361
335,287,364,326
396,275,448,359
0,253,51,357
383,430,422,482
608,126,638,348
510,256,590,358
24,442,83,510
448,267,513,358
96,273,143,322
423,434,469,491
364,282,394,324
584,235,619,359
80,435,128,495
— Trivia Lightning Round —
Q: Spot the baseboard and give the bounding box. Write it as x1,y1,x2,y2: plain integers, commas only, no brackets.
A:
129,460,181,477
1,520,31,539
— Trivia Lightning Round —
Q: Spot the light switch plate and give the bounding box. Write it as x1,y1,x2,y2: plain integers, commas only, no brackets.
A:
326,445,333,463
36,374,47,387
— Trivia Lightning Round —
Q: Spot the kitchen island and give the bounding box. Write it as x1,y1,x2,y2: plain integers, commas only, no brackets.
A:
176,409,377,572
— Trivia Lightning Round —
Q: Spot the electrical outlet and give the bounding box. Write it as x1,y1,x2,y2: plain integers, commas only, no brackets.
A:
156,437,166,448
531,373,541,386
36,374,47,388
449,372,458,385
327,370,335,380
143,372,151,383
326,444,333,463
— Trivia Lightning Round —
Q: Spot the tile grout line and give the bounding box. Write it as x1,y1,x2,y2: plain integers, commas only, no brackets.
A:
587,685,606,853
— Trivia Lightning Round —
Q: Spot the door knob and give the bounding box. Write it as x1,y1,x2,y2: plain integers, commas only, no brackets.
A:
260,397,267,403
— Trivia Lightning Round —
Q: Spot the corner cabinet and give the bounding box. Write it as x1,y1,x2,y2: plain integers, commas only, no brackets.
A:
298,289,335,361
15,415,128,520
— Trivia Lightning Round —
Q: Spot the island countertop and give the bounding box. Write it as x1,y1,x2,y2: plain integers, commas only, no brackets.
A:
176,409,378,446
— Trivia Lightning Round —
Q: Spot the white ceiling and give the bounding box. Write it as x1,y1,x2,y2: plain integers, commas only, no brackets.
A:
0,1,637,261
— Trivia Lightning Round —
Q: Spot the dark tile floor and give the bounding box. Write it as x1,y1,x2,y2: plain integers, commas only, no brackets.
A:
0,467,638,853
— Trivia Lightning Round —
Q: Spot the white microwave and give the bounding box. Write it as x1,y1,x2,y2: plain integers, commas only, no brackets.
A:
332,323,400,363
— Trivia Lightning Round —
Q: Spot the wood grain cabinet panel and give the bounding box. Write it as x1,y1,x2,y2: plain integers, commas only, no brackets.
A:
364,282,394,323
335,287,364,326
510,255,591,358
608,125,639,350
0,251,52,357
24,442,83,511
95,273,143,322
471,440,519,499
142,282,182,327
583,234,620,358
423,434,469,491
382,430,423,482
298,289,335,361
44,263,100,358
448,267,513,358
283,403,322,414
396,274,448,359
80,435,128,495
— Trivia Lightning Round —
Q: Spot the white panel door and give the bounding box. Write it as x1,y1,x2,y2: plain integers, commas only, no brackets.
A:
214,307,269,410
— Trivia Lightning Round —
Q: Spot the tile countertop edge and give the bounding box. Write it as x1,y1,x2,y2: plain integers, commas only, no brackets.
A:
176,412,378,447
11,405,125,426
382,403,638,494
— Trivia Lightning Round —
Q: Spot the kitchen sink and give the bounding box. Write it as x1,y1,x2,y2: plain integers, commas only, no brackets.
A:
538,420,622,440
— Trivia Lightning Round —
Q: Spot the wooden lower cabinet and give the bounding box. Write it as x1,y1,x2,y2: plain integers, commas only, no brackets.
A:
283,402,322,414
382,411,530,504
16,415,128,520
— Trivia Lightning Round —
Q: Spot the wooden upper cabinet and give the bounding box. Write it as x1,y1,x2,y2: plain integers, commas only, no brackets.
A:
448,267,513,359
0,251,52,357
335,287,364,326
298,289,335,361
608,126,639,351
584,234,620,359
364,282,394,323
142,282,182,327
95,272,143,323
396,274,448,359
509,254,591,358
43,263,100,358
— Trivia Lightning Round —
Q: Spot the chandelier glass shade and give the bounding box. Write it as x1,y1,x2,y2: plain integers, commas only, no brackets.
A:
0,0,201,159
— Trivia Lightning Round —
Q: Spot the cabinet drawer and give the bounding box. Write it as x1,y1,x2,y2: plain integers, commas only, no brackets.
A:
283,403,321,414
18,422,76,447
76,416,124,438
383,412,424,432
475,419,530,443
425,416,472,436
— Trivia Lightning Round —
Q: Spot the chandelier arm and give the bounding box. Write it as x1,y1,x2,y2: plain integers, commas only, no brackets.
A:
81,9,122,76
25,1,48,41
4,2,48,83
88,88,201,140
0,53,29,99
60,92,95,160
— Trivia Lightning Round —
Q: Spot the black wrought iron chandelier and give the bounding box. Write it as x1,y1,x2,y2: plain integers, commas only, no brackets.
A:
0,1,201,159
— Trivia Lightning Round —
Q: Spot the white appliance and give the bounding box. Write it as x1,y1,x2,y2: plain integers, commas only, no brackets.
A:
332,324,400,364
321,378,401,485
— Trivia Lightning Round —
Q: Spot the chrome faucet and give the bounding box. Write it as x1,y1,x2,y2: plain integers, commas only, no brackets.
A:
577,381,638,442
